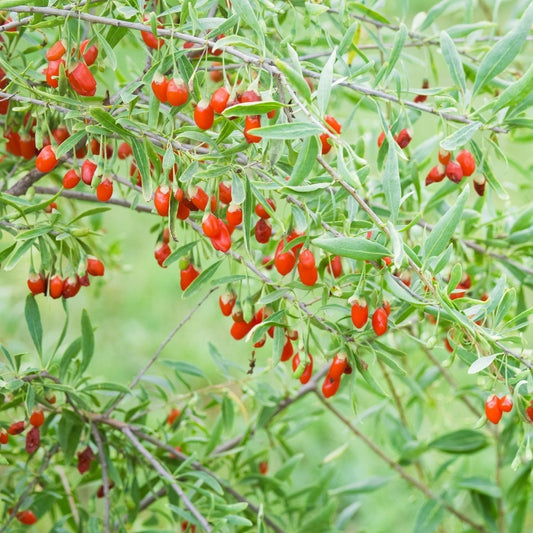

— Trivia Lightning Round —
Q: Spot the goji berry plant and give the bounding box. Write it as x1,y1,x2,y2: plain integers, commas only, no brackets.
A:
0,1,533,532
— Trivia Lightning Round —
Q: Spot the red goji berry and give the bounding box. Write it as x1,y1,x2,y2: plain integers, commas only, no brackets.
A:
372,307,388,336
36,145,58,173
25,426,40,454
29,410,44,427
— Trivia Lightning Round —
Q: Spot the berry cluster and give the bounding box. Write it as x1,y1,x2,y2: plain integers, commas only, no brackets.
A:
322,353,352,398
485,394,513,424
27,256,105,300
377,127,413,150
425,148,485,195
350,298,390,336
43,39,99,96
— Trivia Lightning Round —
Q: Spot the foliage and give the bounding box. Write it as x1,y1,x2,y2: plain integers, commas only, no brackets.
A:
0,0,533,532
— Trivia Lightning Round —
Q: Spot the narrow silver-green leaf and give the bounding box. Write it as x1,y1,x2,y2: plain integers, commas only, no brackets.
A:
440,31,466,94
383,24,407,81
90,108,131,138
350,2,390,24
440,122,481,151
387,221,404,266
468,354,497,374
130,137,152,202
275,58,311,103
248,123,322,140
314,237,390,261
338,22,359,55
231,0,264,47
317,50,336,115
429,429,488,454
54,131,87,159
422,186,468,260
413,499,444,533
472,5,533,95
80,309,94,374
221,101,286,117
420,0,456,31
94,26,117,70
289,136,319,185
25,295,43,360
183,260,222,298
383,140,400,222
492,62,533,112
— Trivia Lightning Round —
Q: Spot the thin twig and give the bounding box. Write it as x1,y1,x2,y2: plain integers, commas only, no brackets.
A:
55,465,80,526
316,393,487,532
103,287,217,416
91,425,110,533
121,427,212,532
213,364,328,455
420,344,481,418
0,445,59,533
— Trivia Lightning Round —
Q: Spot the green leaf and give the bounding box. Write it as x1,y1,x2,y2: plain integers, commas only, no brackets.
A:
387,222,404,266
456,477,502,498
440,122,482,151
275,454,304,480
350,2,390,24
162,360,205,377
231,0,264,47
472,5,533,95
59,338,81,381
288,136,319,185
180,470,224,495
221,101,286,117
164,241,199,267
90,108,132,139
1,344,15,371
25,295,42,360
242,176,253,255
317,50,336,115
0,243,16,263
493,62,533,112
94,26,117,70
211,14,240,38
429,429,488,454
226,516,253,527
3,239,35,271
248,122,323,140
468,354,497,374
183,260,222,298
382,140,400,222
422,186,468,260
68,207,111,224
440,31,466,94
413,499,444,533
83,382,131,393
275,58,312,103
507,464,532,507
54,131,87,159
382,24,407,82
80,309,94,374
338,22,359,55
314,237,390,261
329,476,392,496
204,416,223,455
130,137,152,202
420,0,456,31
57,411,83,463
221,395,234,432
16,226,53,241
